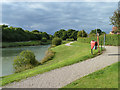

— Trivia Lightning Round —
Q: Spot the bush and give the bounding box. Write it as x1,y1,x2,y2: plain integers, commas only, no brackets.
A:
41,37,47,42
52,37,62,46
13,50,39,73
40,50,55,64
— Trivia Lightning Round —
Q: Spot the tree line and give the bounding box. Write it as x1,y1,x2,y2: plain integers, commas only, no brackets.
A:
1,25,53,42
53,29,105,40
1,24,106,42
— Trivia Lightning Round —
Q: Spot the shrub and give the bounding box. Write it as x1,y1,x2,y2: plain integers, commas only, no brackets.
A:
40,50,55,64
52,37,62,46
41,37,47,42
13,50,39,73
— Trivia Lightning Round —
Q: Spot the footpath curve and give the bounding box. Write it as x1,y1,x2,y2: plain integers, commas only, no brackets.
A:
4,45,118,88
65,42,74,46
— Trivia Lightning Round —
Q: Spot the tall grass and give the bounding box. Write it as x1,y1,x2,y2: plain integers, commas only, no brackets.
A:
40,50,55,64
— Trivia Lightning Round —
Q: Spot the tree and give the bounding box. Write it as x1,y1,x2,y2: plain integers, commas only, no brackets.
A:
67,29,75,38
49,34,53,40
110,10,120,31
67,29,78,40
77,30,87,38
32,30,39,33
41,32,50,40
90,29,103,35
52,37,62,46
54,29,67,39
1,25,51,42
71,31,78,40
61,31,68,40
0,24,8,29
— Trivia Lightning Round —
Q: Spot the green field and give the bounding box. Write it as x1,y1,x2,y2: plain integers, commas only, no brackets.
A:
0,41,103,86
62,62,119,88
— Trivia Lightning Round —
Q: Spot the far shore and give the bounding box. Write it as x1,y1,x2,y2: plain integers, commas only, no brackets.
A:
2,40,52,48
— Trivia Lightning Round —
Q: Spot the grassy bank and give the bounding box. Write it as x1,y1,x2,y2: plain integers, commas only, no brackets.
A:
2,40,52,48
0,41,104,86
62,62,119,88
78,34,120,46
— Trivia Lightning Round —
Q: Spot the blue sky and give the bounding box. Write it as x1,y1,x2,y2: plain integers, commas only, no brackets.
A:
2,1,118,34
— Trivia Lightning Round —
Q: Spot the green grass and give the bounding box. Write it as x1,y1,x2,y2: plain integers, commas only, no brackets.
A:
2,40,51,48
0,41,103,86
61,62,119,88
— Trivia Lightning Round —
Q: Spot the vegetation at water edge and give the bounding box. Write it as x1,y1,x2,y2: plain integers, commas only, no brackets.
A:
13,50,40,73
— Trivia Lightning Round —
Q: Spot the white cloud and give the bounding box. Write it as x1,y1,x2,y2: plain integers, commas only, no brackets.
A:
30,23,48,30
26,3,49,11
0,23,9,25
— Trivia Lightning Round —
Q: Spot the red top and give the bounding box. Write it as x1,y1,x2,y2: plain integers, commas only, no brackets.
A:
91,41,95,49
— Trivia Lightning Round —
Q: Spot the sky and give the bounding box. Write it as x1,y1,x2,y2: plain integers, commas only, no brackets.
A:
1,1,119,34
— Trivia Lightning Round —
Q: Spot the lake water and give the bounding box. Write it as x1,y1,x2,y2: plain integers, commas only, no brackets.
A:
2,45,50,77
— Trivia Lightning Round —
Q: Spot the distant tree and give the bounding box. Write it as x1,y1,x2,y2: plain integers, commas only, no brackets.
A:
110,10,120,30
24,30,30,32
52,37,62,46
71,31,78,40
54,29,68,40
1,25,51,42
0,24,8,29
54,29,66,38
67,29,75,38
15,27,24,32
61,31,68,40
54,29,78,40
77,30,87,37
90,29,103,35
49,34,53,40
54,31,60,38
32,30,39,33
34,34,42,40
41,32,50,40
67,29,78,40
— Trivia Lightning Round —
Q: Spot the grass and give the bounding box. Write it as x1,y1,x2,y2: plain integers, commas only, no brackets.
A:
2,40,51,48
0,41,104,86
61,62,119,89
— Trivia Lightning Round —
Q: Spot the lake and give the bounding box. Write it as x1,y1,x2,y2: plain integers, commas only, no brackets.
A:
2,45,50,77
